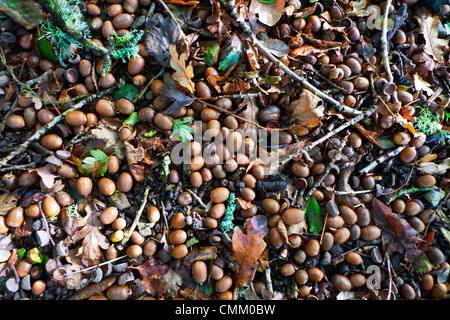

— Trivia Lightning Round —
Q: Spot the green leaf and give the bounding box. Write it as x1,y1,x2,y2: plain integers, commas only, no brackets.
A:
258,0,278,3
185,236,199,247
37,28,58,63
144,130,157,138
424,188,446,207
376,137,395,150
305,197,323,234
218,47,241,71
82,149,109,176
204,43,220,66
113,84,139,101
27,247,43,264
172,116,194,142
161,155,171,182
123,112,140,127
415,252,433,274
17,248,26,262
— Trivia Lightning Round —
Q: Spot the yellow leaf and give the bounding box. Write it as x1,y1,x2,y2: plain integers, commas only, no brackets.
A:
169,44,195,93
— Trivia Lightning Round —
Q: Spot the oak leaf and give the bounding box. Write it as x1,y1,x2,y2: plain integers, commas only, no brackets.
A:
286,89,324,134
249,0,285,27
232,215,268,288
169,44,195,93
416,15,449,63
72,202,109,267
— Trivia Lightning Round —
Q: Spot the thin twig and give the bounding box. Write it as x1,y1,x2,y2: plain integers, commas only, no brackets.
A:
0,86,116,167
380,0,399,106
0,95,18,134
265,266,274,295
359,145,406,175
186,189,207,209
305,132,350,199
322,186,373,195
278,105,377,169
0,163,36,173
68,255,127,277
38,202,56,247
157,0,185,38
117,185,151,250
221,0,362,116
133,67,165,103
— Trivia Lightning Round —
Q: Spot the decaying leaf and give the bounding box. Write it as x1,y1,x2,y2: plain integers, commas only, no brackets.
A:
159,84,195,115
417,158,450,175
72,202,109,267
0,193,18,216
372,197,422,262
232,215,268,288
249,0,285,27
68,276,117,300
184,246,217,265
286,89,324,128
144,13,179,67
416,15,449,63
169,44,195,93
160,268,183,298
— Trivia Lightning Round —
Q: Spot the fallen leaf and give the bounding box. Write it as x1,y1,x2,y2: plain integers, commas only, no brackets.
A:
416,15,449,63
286,89,324,128
159,84,194,115
169,44,195,93
418,158,450,175
232,215,268,288
68,276,117,300
261,39,289,57
418,153,438,163
0,193,18,216
423,188,446,207
184,246,218,265
72,202,110,266
35,166,56,189
249,0,285,27
144,13,179,67
305,197,323,234
413,73,434,96
354,123,381,147
372,197,422,262
160,268,183,298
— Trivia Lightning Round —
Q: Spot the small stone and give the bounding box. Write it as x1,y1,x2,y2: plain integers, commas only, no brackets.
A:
36,230,50,247
118,271,135,285
55,150,71,160
5,278,19,292
113,262,129,273
45,155,63,166
21,275,31,291
32,219,43,231
325,200,339,217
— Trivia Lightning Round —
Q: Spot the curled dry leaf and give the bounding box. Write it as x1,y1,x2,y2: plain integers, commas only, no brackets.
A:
286,89,324,132
417,158,450,175
249,0,285,27
415,15,449,63
169,44,195,93
68,275,117,300
35,164,57,189
232,215,268,288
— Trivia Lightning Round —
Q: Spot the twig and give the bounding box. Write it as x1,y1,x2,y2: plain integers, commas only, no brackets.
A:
38,202,56,247
305,132,349,199
157,0,185,38
207,92,262,101
322,186,373,195
133,67,165,103
117,185,151,250
0,163,36,173
68,255,127,277
221,0,361,116
265,266,274,295
185,189,207,209
386,187,432,205
278,105,377,169
386,253,393,300
380,0,399,106
359,145,406,175
0,95,18,134
0,86,116,167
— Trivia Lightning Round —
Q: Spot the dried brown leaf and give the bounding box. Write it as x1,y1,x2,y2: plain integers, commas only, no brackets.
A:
416,15,449,63
232,215,268,288
249,0,285,27
169,44,195,93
